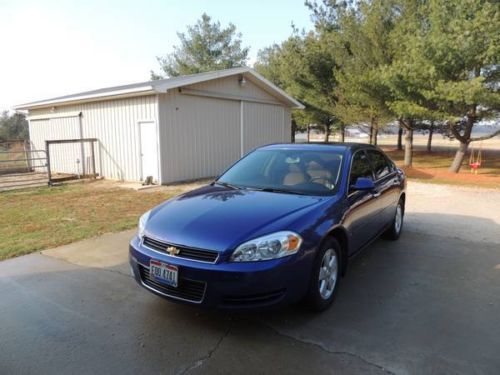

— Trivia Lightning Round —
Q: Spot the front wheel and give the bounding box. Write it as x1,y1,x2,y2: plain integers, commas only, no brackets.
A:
384,199,404,240
304,238,341,312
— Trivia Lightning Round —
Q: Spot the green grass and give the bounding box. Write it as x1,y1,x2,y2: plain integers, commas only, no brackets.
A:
0,183,180,260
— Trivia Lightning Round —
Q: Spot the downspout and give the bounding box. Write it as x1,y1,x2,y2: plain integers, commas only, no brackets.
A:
78,112,85,176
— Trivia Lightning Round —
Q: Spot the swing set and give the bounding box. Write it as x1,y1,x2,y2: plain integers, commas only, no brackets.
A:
468,144,482,174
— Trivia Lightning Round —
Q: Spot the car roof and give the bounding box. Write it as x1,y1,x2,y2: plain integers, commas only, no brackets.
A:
258,142,378,153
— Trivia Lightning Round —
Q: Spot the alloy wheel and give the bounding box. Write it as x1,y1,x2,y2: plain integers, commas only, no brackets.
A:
318,249,338,300
395,204,403,234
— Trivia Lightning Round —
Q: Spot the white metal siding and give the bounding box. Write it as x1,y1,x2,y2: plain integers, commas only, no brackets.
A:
29,115,82,175
28,95,157,181
242,102,286,154
27,76,294,184
185,75,279,103
159,92,240,183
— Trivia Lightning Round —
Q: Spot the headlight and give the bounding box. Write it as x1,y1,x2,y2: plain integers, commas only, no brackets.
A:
230,231,302,262
138,210,151,239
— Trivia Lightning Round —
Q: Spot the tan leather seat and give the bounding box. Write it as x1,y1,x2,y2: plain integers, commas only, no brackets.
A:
307,161,332,182
283,164,305,186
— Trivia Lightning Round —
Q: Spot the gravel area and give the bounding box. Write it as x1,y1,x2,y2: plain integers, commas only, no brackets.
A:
406,182,500,244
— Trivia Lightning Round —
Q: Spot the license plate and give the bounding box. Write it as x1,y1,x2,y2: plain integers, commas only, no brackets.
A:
150,260,178,287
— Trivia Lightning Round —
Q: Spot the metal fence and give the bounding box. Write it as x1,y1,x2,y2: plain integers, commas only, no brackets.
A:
0,138,99,191
0,140,49,190
46,138,98,185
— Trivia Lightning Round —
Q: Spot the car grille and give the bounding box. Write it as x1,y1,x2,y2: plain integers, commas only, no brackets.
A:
143,236,219,263
221,289,286,307
138,265,206,303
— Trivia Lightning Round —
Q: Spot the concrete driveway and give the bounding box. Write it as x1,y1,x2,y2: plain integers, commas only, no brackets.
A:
1,182,499,374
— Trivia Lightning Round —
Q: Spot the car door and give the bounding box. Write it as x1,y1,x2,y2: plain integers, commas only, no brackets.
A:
366,149,401,232
343,150,380,253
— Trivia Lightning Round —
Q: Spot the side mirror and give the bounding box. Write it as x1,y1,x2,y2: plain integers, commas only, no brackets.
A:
351,177,375,191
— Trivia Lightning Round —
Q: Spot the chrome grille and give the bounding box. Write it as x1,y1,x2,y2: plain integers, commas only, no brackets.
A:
143,236,219,263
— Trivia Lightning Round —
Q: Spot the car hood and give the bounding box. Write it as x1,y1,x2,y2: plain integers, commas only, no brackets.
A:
144,185,329,252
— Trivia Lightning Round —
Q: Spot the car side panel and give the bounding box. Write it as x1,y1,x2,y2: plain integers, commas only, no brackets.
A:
343,190,381,254
372,172,402,232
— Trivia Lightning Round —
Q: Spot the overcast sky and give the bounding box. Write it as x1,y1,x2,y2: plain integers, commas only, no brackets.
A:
0,0,313,111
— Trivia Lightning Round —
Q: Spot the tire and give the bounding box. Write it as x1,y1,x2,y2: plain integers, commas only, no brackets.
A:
304,237,342,312
384,199,404,240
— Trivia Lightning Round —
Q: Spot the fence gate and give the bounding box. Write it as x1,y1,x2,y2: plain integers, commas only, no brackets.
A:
0,140,48,190
46,138,98,185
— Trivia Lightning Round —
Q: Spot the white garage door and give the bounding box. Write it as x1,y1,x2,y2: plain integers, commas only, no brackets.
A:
242,102,285,155
29,115,83,175
162,94,241,182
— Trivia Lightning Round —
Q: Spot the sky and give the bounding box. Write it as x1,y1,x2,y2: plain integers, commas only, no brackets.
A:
0,0,313,111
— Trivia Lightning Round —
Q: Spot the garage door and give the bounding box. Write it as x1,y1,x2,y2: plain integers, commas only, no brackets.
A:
242,102,285,154
163,94,241,182
29,115,82,175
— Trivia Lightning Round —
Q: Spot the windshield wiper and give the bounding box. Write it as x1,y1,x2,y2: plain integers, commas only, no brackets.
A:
212,181,244,190
251,187,307,195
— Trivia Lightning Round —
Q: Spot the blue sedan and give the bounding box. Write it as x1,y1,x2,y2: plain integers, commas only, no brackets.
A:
129,143,406,311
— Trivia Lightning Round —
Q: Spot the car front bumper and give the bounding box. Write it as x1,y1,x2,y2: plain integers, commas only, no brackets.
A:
129,235,314,310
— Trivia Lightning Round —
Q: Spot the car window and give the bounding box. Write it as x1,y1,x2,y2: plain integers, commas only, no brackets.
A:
349,151,373,189
366,150,392,180
218,149,343,195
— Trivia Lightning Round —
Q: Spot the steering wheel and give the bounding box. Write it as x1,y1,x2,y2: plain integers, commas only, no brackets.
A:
309,176,335,190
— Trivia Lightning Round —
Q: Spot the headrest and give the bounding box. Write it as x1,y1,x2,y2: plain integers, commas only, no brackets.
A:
307,161,323,170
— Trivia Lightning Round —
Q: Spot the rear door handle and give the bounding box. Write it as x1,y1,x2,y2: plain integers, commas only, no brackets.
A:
372,191,381,198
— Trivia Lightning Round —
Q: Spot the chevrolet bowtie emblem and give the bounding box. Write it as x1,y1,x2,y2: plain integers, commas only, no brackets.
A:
166,246,180,255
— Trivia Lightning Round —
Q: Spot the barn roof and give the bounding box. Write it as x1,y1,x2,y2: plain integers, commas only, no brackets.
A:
14,67,304,110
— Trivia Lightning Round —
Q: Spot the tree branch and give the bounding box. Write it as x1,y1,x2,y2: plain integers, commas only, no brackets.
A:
470,129,500,142
447,121,466,143
400,118,412,131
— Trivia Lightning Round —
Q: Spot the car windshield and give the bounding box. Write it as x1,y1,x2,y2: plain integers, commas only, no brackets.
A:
217,149,343,195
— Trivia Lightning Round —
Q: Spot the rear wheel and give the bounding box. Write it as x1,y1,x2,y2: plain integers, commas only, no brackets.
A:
305,238,341,312
384,199,404,240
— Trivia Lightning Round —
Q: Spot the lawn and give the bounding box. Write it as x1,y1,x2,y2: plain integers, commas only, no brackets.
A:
0,182,181,260
383,146,500,189
1,146,498,261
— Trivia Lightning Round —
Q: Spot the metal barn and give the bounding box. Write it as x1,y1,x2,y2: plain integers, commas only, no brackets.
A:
14,68,303,184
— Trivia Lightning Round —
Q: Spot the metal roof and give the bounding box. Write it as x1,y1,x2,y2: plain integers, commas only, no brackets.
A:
14,67,304,110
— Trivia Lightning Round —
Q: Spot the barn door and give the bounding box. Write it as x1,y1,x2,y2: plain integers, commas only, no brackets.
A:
139,121,159,183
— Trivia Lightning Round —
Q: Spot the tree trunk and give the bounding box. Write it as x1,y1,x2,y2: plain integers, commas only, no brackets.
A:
324,124,330,143
307,125,311,143
427,123,434,152
339,124,345,143
404,128,413,167
291,120,296,143
397,126,403,150
448,106,476,173
449,142,468,173
369,117,378,145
